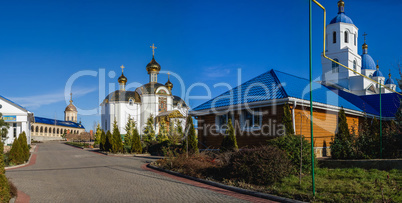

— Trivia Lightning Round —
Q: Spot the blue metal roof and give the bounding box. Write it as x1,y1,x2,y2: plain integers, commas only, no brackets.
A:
361,54,376,70
34,116,85,129
373,70,383,77
359,93,402,118
192,70,362,112
385,77,395,85
330,13,354,24
192,70,287,111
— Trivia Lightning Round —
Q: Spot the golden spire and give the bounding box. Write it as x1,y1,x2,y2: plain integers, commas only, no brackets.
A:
338,0,345,13
150,43,157,58
389,69,391,78
376,60,379,70
70,92,73,104
362,32,368,52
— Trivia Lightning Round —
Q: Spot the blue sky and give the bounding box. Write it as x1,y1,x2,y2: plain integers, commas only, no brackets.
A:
1,0,401,131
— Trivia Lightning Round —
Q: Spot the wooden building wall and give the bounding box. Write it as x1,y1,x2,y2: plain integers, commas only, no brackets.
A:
196,104,361,151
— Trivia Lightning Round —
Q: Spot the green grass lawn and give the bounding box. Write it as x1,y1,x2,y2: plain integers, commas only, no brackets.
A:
262,168,402,202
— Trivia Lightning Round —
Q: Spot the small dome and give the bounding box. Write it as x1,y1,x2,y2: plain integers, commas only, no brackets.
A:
65,102,77,112
118,73,127,84
385,74,395,85
165,79,173,89
146,57,161,74
361,54,376,70
362,43,368,50
372,70,384,77
330,13,354,24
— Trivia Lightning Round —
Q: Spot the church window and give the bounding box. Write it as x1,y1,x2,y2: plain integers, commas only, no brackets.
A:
333,32,336,43
36,126,39,132
13,123,17,138
45,127,47,133
354,34,356,46
344,31,348,43
332,59,339,73
67,116,69,121
353,60,357,71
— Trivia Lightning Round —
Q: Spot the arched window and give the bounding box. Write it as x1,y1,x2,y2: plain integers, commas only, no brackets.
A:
31,126,34,132
36,126,39,132
354,34,356,46
53,128,55,133
67,116,69,121
57,129,59,134
332,59,339,73
353,60,357,71
333,32,336,43
45,127,47,133
344,31,348,43
40,127,43,133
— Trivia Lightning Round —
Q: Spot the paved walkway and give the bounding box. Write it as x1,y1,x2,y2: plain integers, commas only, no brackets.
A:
6,142,270,203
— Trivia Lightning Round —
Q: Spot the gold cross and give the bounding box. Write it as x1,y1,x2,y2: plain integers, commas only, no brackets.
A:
70,92,73,102
120,65,125,73
168,72,170,79
363,32,367,43
150,43,157,57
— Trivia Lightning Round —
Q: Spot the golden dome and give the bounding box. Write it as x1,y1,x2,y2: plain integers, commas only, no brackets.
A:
165,79,173,90
146,57,161,74
362,43,368,49
338,0,344,7
118,73,127,84
65,101,77,112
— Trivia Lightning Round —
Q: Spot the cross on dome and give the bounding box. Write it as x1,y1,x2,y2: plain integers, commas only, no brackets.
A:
120,65,125,73
363,32,367,43
150,43,157,57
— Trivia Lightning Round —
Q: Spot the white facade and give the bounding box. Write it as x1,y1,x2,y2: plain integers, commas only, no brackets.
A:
321,0,395,95
101,56,189,135
0,96,34,145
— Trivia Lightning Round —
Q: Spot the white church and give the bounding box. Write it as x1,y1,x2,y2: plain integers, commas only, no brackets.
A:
321,0,396,95
101,45,189,135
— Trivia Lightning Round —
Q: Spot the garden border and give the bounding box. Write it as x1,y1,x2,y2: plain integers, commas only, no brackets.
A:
147,163,304,203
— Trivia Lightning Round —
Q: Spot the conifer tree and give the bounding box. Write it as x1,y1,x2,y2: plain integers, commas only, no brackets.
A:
131,126,142,153
112,119,123,153
220,119,238,152
0,140,11,202
185,116,198,154
18,132,29,161
0,113,9,142
124,117,135,147
157,119,168,143
282,103,294,136
143,115,156,143
9,137,23,165
330,107,354,159
104,131,113,152
94,123,102,145
99,130,106,151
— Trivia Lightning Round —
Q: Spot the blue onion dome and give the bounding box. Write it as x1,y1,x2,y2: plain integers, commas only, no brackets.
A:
372,70,383,77
361,53,376,70
385,73,395,85
330,0,354,25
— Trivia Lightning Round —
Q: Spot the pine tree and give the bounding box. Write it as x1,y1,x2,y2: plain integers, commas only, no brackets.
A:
220,119,238,152
124,117,135,147
0,140,11,202
143,115,156,143
157,119,168,143
185,116,198,154
282,103,294,136
131,126,142,153
17,132,29,161
112,120,123,153
99,130,106,151
0,113,9,142
9,137,23,165
104,131,113,152
94,123,102,145
330,107,354,159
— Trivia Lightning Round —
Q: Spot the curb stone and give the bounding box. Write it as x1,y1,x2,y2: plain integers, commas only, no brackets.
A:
147,164,305,203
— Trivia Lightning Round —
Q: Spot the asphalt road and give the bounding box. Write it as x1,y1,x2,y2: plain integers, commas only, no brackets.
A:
5,142,251,203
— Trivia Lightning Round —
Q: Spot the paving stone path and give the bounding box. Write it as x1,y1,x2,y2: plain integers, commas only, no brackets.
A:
5,142,264,203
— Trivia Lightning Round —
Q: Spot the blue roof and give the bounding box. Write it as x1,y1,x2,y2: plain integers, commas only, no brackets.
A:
34,116,85,129
330,13,354,24
373,70,383,77
192,69,361,112
359,93,402,118
361,53,376,70
385,77,395,85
